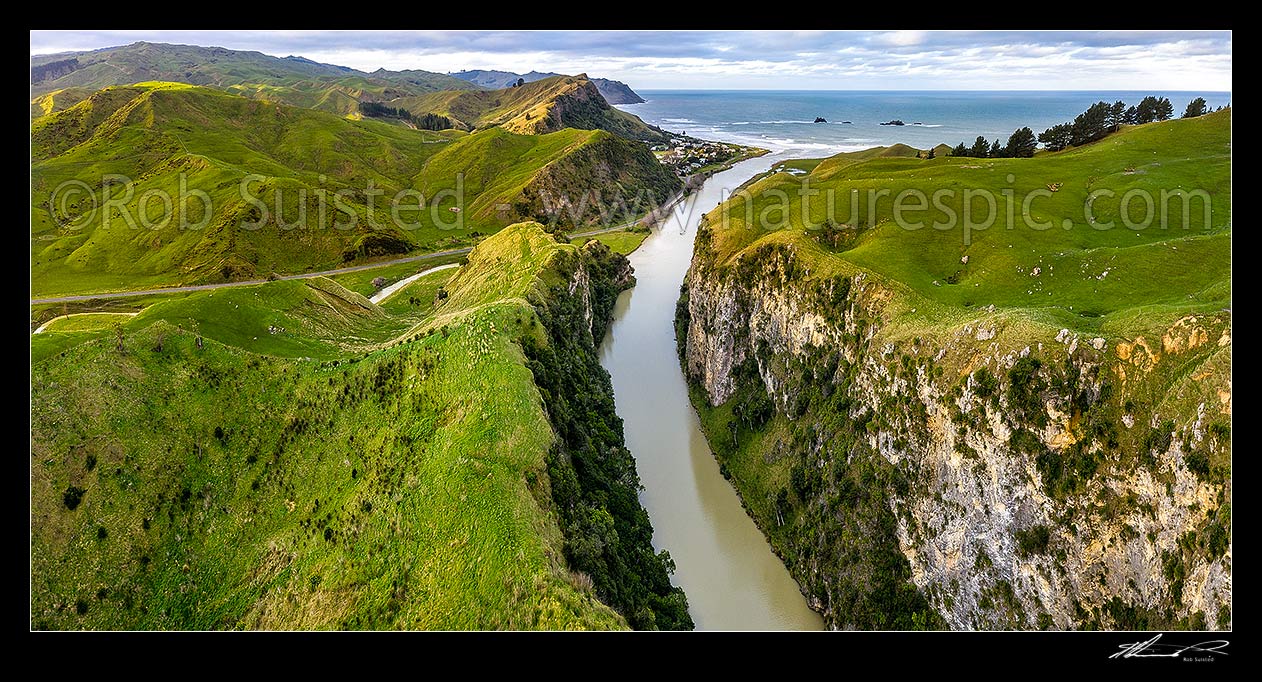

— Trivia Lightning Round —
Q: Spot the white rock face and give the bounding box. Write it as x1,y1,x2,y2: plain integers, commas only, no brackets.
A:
681,233,1232,630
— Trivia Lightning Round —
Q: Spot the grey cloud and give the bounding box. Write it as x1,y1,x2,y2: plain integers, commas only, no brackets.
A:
29,30,1230,90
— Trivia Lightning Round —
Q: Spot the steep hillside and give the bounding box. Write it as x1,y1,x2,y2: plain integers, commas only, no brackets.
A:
678,111,1232,630
588,79,647,105
451,69,645,104
30,83,459,297
416,127,681,228
31,222,691,630
30,86,95,118
393,75,665,142
31,42,477,116
31,83,678,297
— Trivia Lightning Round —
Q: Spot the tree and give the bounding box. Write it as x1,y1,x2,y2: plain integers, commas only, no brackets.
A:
515,77,525,87
1135,96,1160,124
1038,124,1072,152
1005,126,1037,158
970,135,990,158
1108,101,1127,131
1182,97,1208,119
416,112,453,131
1156,97,1175,121
989,139,1003,158
952,142,969,157
1069,101,1111,147
926,146,935,159
1153,97,1173,121
1123,105,1139,125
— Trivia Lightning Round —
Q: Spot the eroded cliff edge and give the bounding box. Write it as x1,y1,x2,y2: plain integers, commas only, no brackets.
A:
678,228,1231,630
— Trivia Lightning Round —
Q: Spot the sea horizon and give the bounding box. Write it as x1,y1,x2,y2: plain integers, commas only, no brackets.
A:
618,89,1231,156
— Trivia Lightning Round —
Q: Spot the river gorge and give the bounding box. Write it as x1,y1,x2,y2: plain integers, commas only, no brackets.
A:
599,154,824,630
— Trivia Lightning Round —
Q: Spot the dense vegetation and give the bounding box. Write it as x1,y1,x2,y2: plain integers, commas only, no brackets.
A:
359,102,454,131
31,222,683,630
949,126,1036,158
1182,97,1209,119
524,243,692,629
947,96,1226,156
686,341,945,629
1035,96,1208,151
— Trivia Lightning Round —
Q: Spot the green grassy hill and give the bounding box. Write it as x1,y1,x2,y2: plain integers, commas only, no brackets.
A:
31,42,476,116
450,70,646,104
708,109,1231,334
416,127,681,227
391,75,667,142
31,277,410,364
30,86,95,117
31,83,679,297
811,142,925,178
682,109,1232,631
31,82,460,297
31,222,690,630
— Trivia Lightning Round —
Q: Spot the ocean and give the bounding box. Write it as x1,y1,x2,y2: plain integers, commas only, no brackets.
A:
617,90,1232,156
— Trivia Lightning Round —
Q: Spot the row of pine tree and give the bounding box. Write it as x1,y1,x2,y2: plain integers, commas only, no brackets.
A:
946,96,1222,158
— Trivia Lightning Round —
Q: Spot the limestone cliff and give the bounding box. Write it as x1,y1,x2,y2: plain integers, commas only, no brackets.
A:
679,224,1232,631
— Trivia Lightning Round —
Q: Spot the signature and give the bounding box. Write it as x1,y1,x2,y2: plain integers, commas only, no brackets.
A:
1111,634,1230,660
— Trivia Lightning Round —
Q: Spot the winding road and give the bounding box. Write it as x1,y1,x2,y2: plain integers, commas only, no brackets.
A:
29,221,655,306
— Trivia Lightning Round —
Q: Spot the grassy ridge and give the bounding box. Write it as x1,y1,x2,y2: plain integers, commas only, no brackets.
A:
31,278,409,364
580,229,651,255
391,75,666,141
32,83,678,297
31,222,687,630
417,127,680,227
30,87,95,117
684,108,1232,630
31,83,458,296
706,110,1231,336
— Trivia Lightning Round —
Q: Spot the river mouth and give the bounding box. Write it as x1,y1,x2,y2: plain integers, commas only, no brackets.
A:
598,154,824,630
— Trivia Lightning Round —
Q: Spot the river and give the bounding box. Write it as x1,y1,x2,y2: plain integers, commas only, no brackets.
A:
598,153,825,630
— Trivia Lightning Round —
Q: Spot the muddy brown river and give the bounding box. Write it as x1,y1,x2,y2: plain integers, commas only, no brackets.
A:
599,154,825,630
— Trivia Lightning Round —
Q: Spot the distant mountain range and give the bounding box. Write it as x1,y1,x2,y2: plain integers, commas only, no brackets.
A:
451,70,645,104
31,42,479,117
31,43,649,125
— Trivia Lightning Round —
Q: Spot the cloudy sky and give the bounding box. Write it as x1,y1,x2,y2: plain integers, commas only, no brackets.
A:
30,30,1232,91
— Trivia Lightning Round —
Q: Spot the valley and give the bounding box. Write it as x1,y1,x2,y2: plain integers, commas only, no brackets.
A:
32,222,690,629
30,42,694,630
30,35,1231,634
